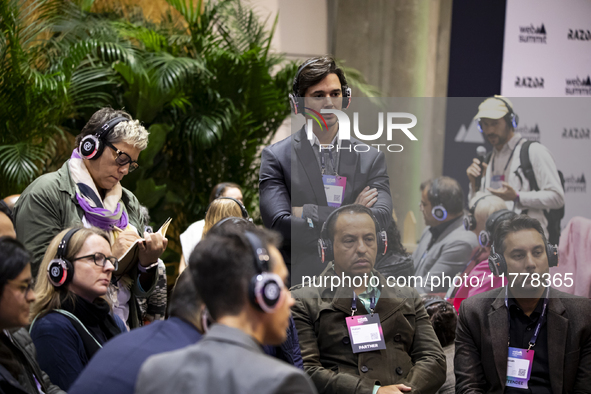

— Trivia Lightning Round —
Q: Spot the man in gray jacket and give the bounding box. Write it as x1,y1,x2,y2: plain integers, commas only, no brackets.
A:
412,177,479,294
135,228,317,394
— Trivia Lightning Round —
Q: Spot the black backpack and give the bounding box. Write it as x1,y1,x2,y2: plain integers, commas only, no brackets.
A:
517,140,565,245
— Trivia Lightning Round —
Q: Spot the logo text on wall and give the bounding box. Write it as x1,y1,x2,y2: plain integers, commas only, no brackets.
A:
562,128,590,139
568,29,591,41
565,76,591,96
305,109,418,153
515,77,544,89
565,174,586,193
519,23,547,44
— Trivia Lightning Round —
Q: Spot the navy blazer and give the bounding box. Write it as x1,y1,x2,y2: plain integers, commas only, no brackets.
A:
260,127,392,284
68,317,202,394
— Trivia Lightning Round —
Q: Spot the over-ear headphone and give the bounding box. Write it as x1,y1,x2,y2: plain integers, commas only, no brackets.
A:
47,228,81,287
488,231,558,277
79,116,129,160
477,96,519,133
428,179,448,222
478,209,516,248
318,205,388,264
463,195,492,232
289,59,352,115
244,232,284,313
216,197,250,221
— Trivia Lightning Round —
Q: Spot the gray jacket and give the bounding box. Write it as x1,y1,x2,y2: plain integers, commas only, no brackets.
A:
135,324,318,394
412,217,479,293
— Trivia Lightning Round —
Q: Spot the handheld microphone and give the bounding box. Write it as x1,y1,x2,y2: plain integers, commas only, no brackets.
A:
475,146,487,191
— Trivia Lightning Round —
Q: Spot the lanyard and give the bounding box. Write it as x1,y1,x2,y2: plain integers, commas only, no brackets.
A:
504,286,549,351
491,138,524,174
351,290,376,316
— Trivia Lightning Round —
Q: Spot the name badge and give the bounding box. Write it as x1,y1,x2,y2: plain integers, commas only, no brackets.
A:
490,174,505,190
506,347,535,389
345,313,386,353
323,175,347,207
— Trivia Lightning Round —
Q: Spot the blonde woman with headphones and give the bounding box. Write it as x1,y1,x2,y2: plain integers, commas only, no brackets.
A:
29,227,126,390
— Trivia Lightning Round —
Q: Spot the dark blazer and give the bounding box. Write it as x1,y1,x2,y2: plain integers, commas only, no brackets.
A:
69,317,202,394
135,324,318,394
260,128,392,284
291,266,446,394
455,287,591,393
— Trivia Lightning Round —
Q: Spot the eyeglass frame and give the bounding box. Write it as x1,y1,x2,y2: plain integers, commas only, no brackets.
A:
71,253,119,271
103,140,139,173
6,279,35,298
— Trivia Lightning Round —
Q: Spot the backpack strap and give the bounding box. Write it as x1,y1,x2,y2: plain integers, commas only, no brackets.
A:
30,310,102,359
517,140,540,191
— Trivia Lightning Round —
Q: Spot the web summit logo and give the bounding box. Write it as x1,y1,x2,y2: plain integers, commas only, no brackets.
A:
565,75,591,95
519,23,547,44
562,128,590,139
568,29,591,41
514,76,544,89
516,124,541,142
305,108,417,153
565,173,586,193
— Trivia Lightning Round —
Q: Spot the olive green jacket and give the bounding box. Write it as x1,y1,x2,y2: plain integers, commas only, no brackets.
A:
13,160,157,328
291,266,446,394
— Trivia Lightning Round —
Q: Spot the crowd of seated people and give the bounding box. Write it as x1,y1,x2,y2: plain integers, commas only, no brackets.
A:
1,60,590,394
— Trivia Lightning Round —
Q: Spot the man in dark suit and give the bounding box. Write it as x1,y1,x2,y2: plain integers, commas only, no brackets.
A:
260,56,392,285
292,205,446,394
455,215,591,393
135,228,317,394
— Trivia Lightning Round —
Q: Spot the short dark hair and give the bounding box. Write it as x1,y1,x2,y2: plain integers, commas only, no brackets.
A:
168,269,201,321
421,176,464,216
189,227,281,320
326,204,380,243
74,107,132,147
423,297,457,347
493,215,547,257
0,237,31,295
209,182,242,204
293,56,348,97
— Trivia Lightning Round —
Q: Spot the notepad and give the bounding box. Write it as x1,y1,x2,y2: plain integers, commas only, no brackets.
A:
115,217,172,275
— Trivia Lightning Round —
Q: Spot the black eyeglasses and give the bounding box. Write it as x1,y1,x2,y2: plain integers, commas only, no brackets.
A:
72,253,119,271
7,279,35,298
104,141,139,173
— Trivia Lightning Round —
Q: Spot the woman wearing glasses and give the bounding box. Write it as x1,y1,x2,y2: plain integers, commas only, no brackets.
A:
0,237,65,394
29,227,126,390
13,108,167,330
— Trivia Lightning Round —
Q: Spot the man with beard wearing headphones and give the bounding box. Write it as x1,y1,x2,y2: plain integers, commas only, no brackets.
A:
292,204,445,394
455,215,591,393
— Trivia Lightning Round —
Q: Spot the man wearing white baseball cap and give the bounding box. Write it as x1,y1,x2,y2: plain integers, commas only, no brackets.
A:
465,96,564,243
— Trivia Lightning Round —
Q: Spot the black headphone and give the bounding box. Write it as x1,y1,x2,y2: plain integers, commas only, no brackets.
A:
79,116,129,160
428,179,448,222
478,209,516,248
288,59,352,115
463,195,492,232
488,229,558,277
318,205,388,264
47,228,81,287
215,197,250,221
209,217,252,235
244,232,284,313
477,96,519,133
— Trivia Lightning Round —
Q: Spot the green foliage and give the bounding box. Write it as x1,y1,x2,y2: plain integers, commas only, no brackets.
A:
0,0,377,263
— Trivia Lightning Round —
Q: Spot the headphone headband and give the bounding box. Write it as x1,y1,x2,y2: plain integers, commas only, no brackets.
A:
96,116,129,140
244,231,270,273
56,228,81,260
216,197,250,220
